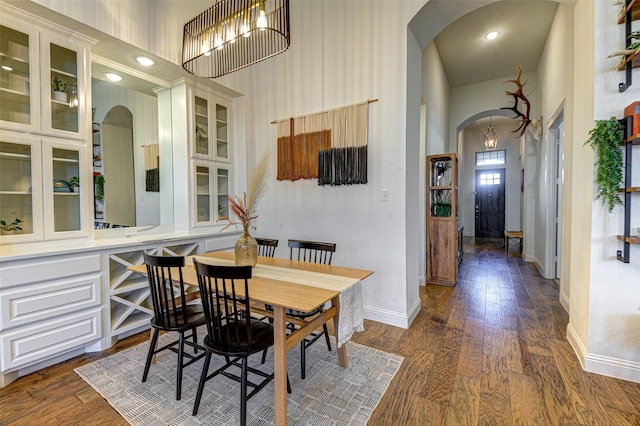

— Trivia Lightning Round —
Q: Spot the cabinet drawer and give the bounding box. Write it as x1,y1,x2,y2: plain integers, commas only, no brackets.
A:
0,275,100,331
0,254,101,289
1,307,102,371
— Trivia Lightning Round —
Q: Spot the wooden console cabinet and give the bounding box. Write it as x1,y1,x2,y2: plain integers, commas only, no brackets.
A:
426,153,459,286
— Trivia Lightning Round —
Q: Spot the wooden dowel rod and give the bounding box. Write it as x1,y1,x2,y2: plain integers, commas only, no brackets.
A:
270,98,378,124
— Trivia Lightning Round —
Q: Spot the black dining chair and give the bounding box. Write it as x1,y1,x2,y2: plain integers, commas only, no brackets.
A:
192,259,289,424
255,237,278,257
286,239,336,379
141,253,206,400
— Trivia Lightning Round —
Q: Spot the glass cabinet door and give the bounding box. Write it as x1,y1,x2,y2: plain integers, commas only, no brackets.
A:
49,43,78,133
0,131,42,243
215,103,229,160
216,166,229,222
41,34,87,139
0,24,39,132
194,95,210,157
43,140,88,239
195,164,212,224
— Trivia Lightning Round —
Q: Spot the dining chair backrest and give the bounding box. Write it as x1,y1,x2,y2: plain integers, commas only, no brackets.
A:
255,238,278,257
143,253,189,329
193,259,256,352
288,239,336,265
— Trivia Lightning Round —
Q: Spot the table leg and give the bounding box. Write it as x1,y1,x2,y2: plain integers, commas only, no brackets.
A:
273,305,288,426
331,296,348,368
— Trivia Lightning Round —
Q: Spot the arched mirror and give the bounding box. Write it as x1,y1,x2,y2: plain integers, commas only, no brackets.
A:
91,65,165,229
101,106,136,227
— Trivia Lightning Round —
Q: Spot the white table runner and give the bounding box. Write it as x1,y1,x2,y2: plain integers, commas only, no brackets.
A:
189,256,364,347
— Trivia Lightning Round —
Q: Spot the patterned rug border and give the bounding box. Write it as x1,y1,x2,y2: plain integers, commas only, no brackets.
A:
75,330,403,425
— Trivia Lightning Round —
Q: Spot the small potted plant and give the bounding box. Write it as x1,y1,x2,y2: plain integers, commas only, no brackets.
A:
432,191,452,217
69,176,80,193
51,75,68,102
0,218,23,235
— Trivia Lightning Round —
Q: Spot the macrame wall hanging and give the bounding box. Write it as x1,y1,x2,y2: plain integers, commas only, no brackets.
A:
143,143,160,192
274,99,376,186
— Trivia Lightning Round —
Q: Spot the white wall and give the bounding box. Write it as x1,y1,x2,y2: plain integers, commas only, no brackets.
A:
450,72,539,150
420,41,451,285
215,1,425,327
28,0,640,381
535,2,574,280
92,81,161,226
586,1,640,381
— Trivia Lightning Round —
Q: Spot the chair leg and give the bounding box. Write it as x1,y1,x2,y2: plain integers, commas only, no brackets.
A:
322,323,332,351
240,357,248,426
142,328,160,382
192,352,212,416
192,326,199,354
300,340,306,380
176,331,185,400
261,348,268,364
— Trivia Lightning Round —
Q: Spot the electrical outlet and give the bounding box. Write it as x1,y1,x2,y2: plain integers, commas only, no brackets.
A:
124,228,137,236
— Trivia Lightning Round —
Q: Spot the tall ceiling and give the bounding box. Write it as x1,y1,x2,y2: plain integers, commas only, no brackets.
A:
434,1,559,88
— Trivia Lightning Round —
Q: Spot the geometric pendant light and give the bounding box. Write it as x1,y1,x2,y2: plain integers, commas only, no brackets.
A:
182,0,290,78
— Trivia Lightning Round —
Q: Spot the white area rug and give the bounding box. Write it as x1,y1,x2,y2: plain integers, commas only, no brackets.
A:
75,331,402,425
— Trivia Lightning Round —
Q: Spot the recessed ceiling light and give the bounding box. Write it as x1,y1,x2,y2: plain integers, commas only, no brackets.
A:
135,56,155,67
486,31,500,40
1,65,13,71
104,72,123,82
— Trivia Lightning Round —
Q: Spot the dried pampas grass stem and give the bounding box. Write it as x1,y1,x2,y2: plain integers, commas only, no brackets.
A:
246,154,269,214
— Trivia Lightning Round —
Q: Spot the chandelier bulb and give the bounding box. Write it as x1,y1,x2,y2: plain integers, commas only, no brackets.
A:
214,31,224,50
227,24,236,43
257,9,267,30
240,19,251,37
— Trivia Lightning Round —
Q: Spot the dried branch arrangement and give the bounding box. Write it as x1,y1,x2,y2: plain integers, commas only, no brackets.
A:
220,154,269,231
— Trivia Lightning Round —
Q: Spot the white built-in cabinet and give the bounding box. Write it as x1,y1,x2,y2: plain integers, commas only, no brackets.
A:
189,84,233,228
0,7,93,244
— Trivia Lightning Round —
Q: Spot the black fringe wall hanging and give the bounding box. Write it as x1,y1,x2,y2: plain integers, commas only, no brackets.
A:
143,143,160,192
274,99,375,186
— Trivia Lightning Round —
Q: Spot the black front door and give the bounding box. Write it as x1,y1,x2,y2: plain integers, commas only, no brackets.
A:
475,168,506,238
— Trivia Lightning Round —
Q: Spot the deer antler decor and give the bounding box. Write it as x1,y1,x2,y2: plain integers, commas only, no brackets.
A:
501,65,531,137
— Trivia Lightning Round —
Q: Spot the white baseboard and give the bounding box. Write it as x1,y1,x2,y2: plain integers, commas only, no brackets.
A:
566,323,586,369
363,305,411,329
566,323,639,383
419,275,426,286
560,292,570,313
585,353,640,383
533,256,547,278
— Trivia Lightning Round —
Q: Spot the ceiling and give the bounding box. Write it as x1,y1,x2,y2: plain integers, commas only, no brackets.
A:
434,1,559,88
13,0,559,109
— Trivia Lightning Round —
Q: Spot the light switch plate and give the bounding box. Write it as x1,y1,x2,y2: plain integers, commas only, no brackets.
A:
381,189,390,202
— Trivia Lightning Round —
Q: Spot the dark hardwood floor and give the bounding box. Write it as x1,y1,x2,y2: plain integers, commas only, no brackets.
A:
1,238,639,425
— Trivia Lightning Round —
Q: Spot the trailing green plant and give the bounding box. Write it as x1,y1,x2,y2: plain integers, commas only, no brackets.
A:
95,174,105,202
69,176,80,188
51,75,68,92
584,117,624,213
0,218,22,232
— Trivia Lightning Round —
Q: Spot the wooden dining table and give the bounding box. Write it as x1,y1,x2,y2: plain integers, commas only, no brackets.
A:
129,250,373,425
